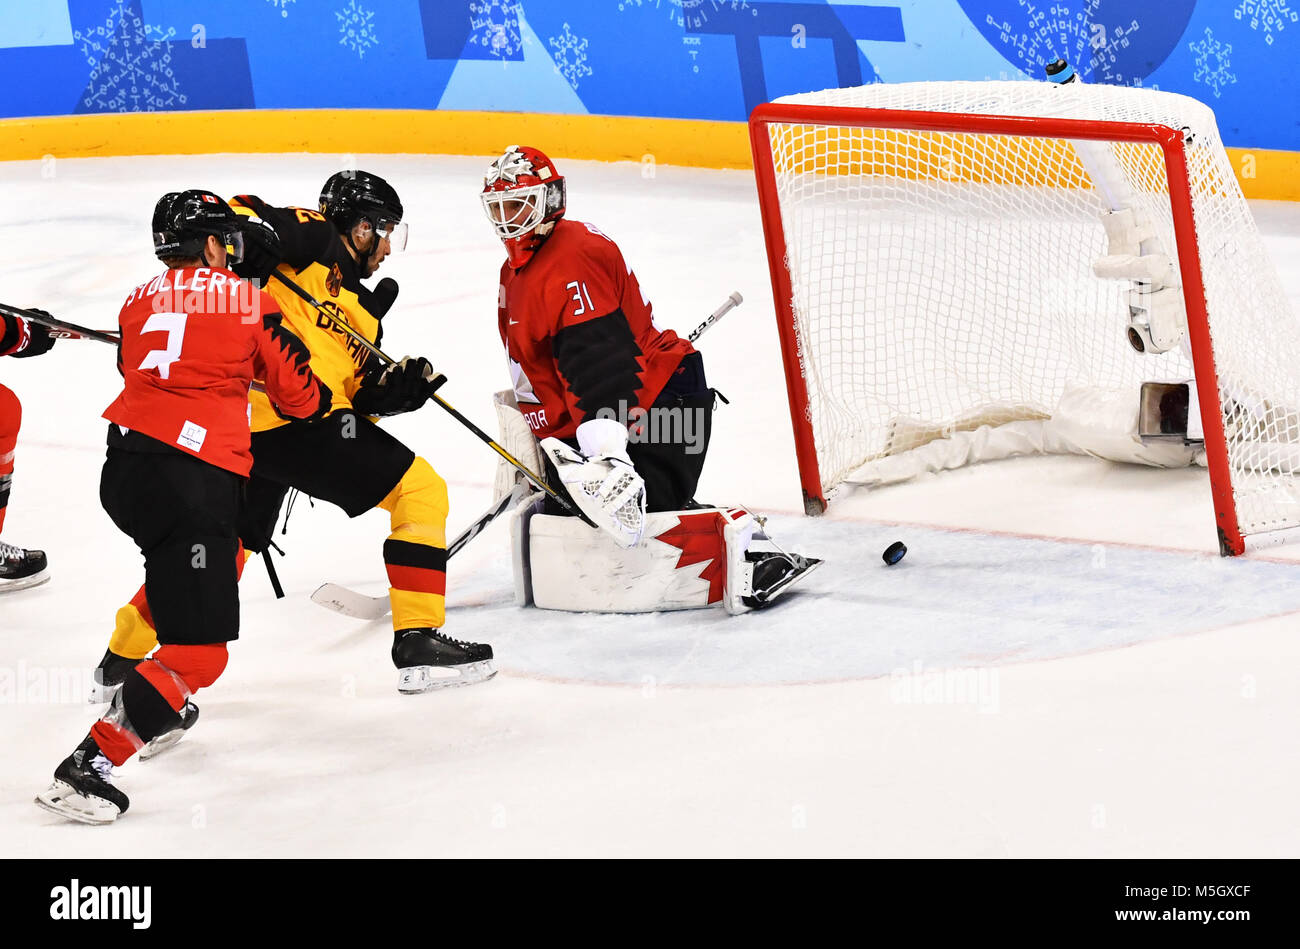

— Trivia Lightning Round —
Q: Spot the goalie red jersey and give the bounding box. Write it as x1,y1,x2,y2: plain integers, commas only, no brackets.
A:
104,267,329,476
497,218,695,440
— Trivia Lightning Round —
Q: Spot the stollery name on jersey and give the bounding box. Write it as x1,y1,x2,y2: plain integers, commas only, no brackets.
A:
122,268,264,322
49,879,151,929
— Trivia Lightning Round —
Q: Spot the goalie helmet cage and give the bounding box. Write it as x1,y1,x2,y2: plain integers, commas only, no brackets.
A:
748,81,1300,557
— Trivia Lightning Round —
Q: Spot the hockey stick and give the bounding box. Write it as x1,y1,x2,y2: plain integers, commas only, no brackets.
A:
688,291,743,342
310,291,747,620
0,302,119,345
267,270,593,525
310,481,531,620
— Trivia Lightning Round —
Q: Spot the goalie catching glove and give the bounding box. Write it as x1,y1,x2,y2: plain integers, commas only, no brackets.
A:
540,417,647,549
352,356,446,417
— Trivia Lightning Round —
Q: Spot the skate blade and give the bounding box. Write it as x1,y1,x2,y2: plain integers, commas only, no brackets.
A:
138,728,186,761
0,569,51,595
34,781,120,825
397,660,497,694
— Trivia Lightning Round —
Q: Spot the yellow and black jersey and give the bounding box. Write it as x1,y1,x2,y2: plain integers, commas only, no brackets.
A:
230,194,386,432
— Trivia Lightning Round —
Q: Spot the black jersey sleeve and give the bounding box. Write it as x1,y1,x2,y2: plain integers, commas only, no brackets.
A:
552,309,645,422
230,195,335,272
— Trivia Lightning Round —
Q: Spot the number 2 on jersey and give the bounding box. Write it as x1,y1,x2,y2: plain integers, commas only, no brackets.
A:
137,312,188,380
566,281,595,317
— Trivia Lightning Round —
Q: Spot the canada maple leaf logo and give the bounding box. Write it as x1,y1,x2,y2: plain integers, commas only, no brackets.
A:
485,145,533,185
653,509,744,604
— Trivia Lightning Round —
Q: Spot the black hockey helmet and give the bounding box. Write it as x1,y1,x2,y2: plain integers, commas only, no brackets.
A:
319,170,406,245
152,190,245,264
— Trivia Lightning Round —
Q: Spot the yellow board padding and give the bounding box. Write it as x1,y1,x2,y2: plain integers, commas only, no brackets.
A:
0,108,752,170
0,108,1295,201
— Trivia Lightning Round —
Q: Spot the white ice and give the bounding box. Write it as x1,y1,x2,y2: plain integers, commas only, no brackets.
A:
1,153,1299,857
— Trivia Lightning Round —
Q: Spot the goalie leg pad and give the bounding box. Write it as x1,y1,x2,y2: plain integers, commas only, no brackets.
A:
519,504,754,613
493,389,546,502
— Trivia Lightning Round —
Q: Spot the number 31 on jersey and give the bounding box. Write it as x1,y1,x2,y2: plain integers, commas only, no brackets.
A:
566,281,595,317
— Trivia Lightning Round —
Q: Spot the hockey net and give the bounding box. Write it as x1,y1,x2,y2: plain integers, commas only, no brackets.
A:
749,80,1300,555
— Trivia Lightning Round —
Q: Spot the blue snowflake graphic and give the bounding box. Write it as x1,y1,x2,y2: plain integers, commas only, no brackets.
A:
337,1,379,59
1188,27,1237,98
549,22,592,89
1235,0,1298,46
73,1,184,112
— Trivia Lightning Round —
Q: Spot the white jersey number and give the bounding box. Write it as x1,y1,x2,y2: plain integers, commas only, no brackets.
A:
137,312,188,380
566,281,595,317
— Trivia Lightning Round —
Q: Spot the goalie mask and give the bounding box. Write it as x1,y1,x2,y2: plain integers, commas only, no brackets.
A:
481,145,566,269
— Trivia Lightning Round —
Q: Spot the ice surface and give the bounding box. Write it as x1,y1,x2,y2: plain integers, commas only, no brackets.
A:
1,153,1298,856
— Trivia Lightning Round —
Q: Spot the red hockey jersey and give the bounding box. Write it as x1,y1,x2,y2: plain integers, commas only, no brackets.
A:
104,267,328,476
496,219,695,440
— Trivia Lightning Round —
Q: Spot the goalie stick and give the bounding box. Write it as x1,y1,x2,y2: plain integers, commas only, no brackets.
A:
688,291,743,342
311,290,746,620
311,481,531,619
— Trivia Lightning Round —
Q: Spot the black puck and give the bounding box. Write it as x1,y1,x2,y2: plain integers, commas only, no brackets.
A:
882,541,907,565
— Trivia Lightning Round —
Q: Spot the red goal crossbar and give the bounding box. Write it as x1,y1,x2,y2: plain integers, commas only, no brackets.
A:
747,103,1243,556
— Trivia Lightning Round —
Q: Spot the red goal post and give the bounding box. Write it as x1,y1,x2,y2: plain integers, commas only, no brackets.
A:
748,88,1283,557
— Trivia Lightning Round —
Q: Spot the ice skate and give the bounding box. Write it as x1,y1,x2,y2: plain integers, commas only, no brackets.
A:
741,550,822,609
138,700,200,761
392,628,496,694
0,540,49,593
34,736,129,825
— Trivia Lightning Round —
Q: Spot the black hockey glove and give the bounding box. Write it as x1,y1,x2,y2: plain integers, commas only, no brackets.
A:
351,356,447,417
231,216,283,284
11,309,57,358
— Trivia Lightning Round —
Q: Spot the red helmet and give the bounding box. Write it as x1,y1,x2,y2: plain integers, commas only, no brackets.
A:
481,145,566,268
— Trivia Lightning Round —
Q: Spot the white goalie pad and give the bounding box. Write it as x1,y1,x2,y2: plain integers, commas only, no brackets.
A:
493,389,546,503
509,496,758,614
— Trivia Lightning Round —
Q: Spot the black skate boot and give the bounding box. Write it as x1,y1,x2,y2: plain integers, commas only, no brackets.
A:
741,551,822,609
89,648,141,704
138,700,200,761
392,628,496,694
0,540,49,593
34,736,129,824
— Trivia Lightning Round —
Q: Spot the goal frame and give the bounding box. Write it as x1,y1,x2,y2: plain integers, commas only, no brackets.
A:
748,102,1243,556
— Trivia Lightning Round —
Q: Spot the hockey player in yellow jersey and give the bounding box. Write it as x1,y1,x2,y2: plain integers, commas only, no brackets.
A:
93,171,494,711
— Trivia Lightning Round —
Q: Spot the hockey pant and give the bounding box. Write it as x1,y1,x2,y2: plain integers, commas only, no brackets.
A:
94,447,241,765
109,449,449,657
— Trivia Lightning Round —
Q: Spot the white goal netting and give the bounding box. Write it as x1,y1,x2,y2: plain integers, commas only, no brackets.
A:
758,80,1300,550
